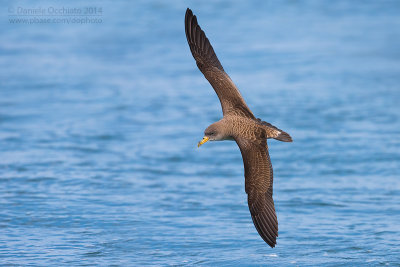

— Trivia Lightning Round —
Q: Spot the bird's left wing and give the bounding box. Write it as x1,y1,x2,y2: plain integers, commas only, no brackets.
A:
235,138,278,247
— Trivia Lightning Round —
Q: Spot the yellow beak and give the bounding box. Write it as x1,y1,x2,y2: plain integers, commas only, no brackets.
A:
197,136,209,147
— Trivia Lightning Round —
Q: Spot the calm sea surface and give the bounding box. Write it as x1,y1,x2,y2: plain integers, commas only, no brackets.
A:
1,1,400,266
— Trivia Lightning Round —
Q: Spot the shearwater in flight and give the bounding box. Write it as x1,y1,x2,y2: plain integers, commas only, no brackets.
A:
185,8,292,247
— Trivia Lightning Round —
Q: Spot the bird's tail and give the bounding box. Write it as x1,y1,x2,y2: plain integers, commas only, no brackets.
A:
257,118,293,142
274,130,292,142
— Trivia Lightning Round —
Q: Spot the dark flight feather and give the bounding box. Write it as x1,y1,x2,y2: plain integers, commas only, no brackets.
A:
236,138,278,247
185,8,254,118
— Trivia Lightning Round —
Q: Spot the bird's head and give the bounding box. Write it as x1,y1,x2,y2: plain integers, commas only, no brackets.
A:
198,121,227,147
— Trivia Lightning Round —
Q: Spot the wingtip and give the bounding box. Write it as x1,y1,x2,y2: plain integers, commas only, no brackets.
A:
184,6,225,72
248,192,279,248
261,232,277,248
263,232,277,248
267,239,276,248
251,214,278,248
185,8,198,30
185,8,193,18
185,8,191,24
263,231,277,248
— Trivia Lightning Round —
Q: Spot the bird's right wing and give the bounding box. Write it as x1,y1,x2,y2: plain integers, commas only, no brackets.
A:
185,8,254,118
236,137,278,247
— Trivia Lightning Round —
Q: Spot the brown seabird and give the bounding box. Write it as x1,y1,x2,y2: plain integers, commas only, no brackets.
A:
185,8,292,247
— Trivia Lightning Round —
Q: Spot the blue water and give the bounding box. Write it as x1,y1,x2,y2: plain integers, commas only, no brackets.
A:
1,1,400,266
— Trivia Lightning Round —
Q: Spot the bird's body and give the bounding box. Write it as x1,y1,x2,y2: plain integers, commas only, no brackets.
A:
185,8,292,247
207,116,290,143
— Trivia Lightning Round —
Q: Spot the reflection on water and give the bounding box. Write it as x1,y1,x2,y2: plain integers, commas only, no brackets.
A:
1,0,400,265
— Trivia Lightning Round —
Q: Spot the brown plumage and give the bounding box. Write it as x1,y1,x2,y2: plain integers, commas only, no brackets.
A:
185,8,292,247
